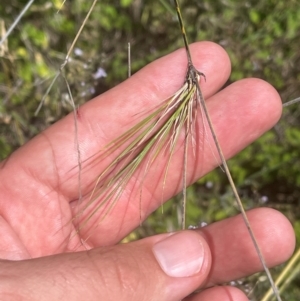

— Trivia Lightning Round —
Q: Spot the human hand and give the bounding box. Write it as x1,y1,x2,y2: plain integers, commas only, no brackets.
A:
0,42,295,300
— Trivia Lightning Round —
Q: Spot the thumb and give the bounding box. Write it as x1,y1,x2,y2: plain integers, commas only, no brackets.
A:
1,231,211,301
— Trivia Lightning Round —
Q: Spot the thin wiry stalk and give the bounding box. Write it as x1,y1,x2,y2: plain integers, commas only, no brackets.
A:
0,0,35,48
62,74,83,208
262,248,300,301
283,97,300,107
57,0,67,13
128,42,131,78
173,0,282,300
35,0,99,115
33,0,98,227
33,0,98,217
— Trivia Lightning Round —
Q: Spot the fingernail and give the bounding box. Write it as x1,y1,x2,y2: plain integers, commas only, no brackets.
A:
152,231,205,277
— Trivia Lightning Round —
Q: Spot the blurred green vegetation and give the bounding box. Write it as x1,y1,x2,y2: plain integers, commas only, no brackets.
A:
0,0,300,300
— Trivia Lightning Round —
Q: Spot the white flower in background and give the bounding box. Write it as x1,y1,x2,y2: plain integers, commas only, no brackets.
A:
93,67,107,79
74,47,83,56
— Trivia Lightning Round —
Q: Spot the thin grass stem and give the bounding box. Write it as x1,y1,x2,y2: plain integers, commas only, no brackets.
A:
262,247,300,301
35,0,98,115
0,0,35,48
173,1,282,300
128,42,131,77
283,97,300,107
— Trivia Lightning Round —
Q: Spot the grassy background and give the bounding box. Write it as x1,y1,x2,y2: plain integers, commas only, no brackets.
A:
0,0,300,300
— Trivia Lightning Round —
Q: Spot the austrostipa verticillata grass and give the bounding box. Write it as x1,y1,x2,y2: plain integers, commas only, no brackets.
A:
67,1,285,300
